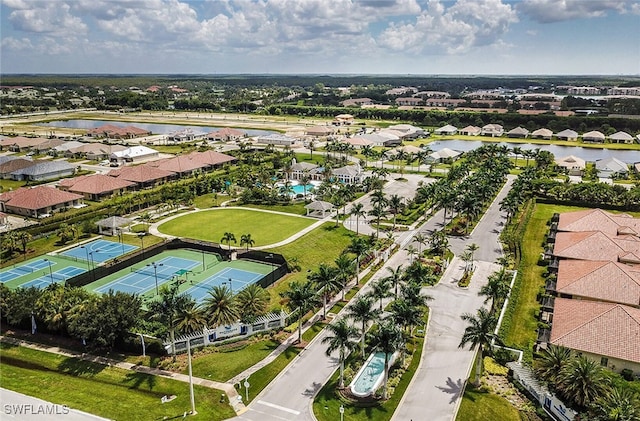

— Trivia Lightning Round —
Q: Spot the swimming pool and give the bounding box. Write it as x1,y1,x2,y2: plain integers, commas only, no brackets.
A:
291,184,314,195
349,351,398,397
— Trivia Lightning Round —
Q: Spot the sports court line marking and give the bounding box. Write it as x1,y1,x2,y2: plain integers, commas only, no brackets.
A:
256,400,300,415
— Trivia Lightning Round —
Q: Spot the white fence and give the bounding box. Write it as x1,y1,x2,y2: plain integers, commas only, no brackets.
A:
165,311,287,353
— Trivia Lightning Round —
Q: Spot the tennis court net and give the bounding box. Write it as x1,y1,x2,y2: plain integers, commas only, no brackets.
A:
57,253,83,264
131,267,176,280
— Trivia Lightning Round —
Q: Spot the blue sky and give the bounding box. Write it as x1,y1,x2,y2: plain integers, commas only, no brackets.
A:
1,0,639,75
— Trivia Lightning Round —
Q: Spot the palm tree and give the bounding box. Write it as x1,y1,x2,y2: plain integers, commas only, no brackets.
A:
479,269,510,315
368,206,387,239
321,319,359,388
534,344,574,386
18,231,32,255
559,355,610,409
414,233,427,256
147,282,194,361
406,245,418,264
347,237,369,285
368,277,391,311
593,385,640,421
334,254,355,301
139,212,152,233
236,284,270,322
176,302,207,334
240,234,255,251
400,279,433,308
347,295,379,357
383,265,404,298
308,263,340,319
465,243,479,271
221,232,236,250
281,280,319,343
370,320,404,400
203,285,239,328
349,202,366,235
388,298,424,337
459,307,500,386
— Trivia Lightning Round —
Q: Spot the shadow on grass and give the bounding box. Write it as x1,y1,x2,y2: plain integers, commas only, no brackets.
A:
123,370,157,391
58,356,106,377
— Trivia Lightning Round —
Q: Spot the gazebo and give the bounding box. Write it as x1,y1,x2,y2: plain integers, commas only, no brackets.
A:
96,215,134,236
305,201,334,218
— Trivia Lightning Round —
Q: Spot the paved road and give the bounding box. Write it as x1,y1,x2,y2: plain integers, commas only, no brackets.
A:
0,388,110,421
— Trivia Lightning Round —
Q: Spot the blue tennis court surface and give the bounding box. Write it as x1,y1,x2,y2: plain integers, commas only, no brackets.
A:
95,256,199,295
60,239,137,263
20,266,86,289
185,267,264,303
0,259,57,283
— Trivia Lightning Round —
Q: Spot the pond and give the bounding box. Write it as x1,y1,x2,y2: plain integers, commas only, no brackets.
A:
428,139,640,164
35,119,277,137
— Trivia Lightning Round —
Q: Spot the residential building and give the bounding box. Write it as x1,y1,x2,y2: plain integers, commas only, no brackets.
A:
459,125,481,136
555,155,586,176
595,157,628,179
395,97,422,107
0,186,84,218
9,160,75,181
609,131,635,144
582,130,606,143
507,127,530,138
107,165,175,188
481,124,504,137
555,129,579,141
59,174,136,201
531,128,553,140
256,134,298,146
0,158,37,179
110,145,159,163
330,164,363,184
433,124,458,136
205,128,246,142
340,98,373,107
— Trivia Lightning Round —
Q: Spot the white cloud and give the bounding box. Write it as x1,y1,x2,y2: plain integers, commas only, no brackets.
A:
377,0,518,54
1,36,33,51
518,0,634,23
7,2,87,35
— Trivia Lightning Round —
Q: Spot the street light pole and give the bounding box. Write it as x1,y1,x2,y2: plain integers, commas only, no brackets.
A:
186,338,196,415
340,404,344,421
81,246,91,270
148,262,163,295
138,233,145,259
117,228,124,255
266,253,275,284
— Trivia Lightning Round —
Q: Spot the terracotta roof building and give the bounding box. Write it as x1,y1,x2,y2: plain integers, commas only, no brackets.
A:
205,128,246,142
0,186,84,218
0,158,37,178
86,124,151,139
59,174,136,200
107,165,175,188
552,230,640,265
550,298,640,373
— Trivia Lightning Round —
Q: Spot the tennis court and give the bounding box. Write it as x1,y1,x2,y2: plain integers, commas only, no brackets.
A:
20,266,86,289
185,267,265,303
0,259,57,283
60,239,137,264
94,256,199,295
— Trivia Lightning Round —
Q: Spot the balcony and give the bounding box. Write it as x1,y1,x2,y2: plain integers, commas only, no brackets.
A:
545,278,557,294
537,328,551,344
540,296,555,312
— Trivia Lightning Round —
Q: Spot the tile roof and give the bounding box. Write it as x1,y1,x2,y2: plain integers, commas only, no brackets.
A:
0,158,37,174
0,136,49,148
59,174,136,195
146,154,206,174
556,260,640,306
108,165,175,183
189,150,236,166
0,186,83,210
11,160,75,176
557,208,622,233
550,298,640,364
553,231,633,262
67,143,127,154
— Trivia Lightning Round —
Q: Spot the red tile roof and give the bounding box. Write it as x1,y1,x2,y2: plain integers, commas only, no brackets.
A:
553,231,640,263
145,155,205,174
108,165,175,183
556,260,640,306
0,186,83,210
59,174,136,195
0,136,49,148
0,158,37,174
557,208,640,236
189,150,237,166
550,298,640,364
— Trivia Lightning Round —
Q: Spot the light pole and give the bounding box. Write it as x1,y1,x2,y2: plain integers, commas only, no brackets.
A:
266,253,275,284
186,338,196,415
43,258,53,283
81,246,91,270
223,278,233,294
147,262,163,295
339,404,344,421
243,378,250,402
202,249,206,271
138,232,145,259
117,228,125,255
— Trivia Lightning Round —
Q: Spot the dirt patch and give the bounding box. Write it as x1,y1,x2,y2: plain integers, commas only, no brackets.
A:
483,374,531,411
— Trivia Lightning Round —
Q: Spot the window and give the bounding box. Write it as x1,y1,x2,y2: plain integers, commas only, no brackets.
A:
600,357,608,367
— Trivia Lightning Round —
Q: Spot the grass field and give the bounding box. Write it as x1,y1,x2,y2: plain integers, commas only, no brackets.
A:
0,343,236,420
158,208,316,246
456,388,520,421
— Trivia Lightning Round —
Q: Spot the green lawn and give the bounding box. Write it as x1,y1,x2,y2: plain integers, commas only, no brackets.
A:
456,388,520,421
157,208,315,246
0,343,235,420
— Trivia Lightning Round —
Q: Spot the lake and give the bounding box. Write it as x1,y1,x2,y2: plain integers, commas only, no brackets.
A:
35,119,277,137
429,139,640,164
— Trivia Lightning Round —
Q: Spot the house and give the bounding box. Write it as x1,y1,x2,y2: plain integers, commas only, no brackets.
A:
66,143,127,161
0,158,37,179
506,127,530,138
86,124,151,139
205,128,246,142
340,98,373,107
107,165,175,188
289,161,321,181
341,137,374,149
305,126,336,137
555,155,586,176
110,145,159,163
433,124,458,136
555,129,579,141
595,157,628,179
166,129,206,142
557,208,640,237
427,148,461,163
481,124,504,137
188,150,237,169
459,125,481,136
0,136,48,152
609,131,635,144
331,164,363,184
256,134,298,147
548,298,640,375
531,128,553,140
357,133,399,147
554,260,640,307
33,139,65,154
0,186,84,218
395,97,422,107
59,174,136,201
386,124,426,139
552,230,640,265
582,130,606,143
10,160,76,182
52,141,86,155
